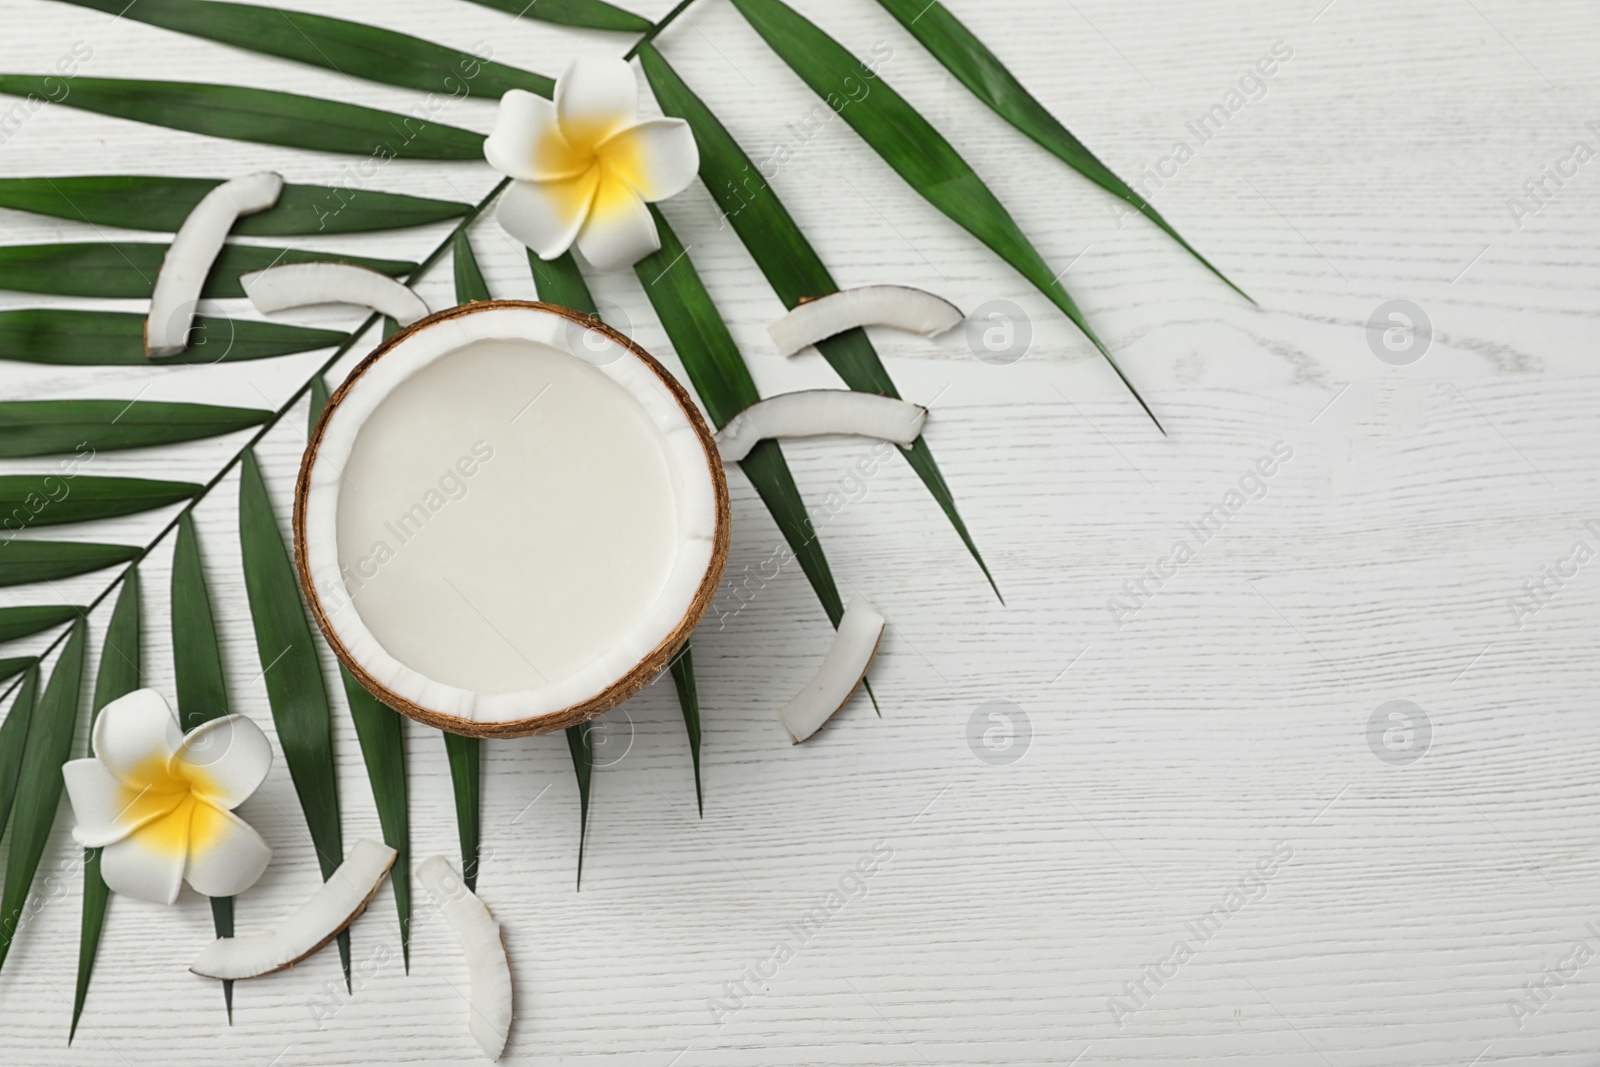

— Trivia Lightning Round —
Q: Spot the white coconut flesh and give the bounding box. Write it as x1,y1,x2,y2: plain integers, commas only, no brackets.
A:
715,390,927,463
146,171,283,357
301,304,721,730
189,838,396,980
241,262,429,326
417,855,513,1061
780,598,886,744
768,285,964,356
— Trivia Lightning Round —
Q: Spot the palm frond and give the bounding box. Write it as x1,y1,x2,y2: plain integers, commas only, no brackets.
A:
443,732,481,891
0,605,82,643
668,645,702,816
0,176,468,236
238,448,350,991
0,242,412,299
0,475,198,530
526,243,711,814
0,76,485,158
461,0,650,33
0,618,85,974
635,206,846,625
0,309,346,366
341,666,411,967
310,376,412,970
54,0,554,98
730,0,1162,432
565,721,593,889
0,401,268,459
872,0,1251,302
0,542,138,588
639,45,1000,599
0,665,40,853
170,512,239,1018
72,568,141,1042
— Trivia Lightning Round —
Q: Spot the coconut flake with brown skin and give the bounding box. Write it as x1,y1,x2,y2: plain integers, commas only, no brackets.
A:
769,285,963,356
241,262,430,326
145,171,283,357
418,855,513,1061
781,597,886,743
715,390,927,463
189,838,396,980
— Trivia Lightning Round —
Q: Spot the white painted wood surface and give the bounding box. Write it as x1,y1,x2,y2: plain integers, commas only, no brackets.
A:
2,0,1599,1063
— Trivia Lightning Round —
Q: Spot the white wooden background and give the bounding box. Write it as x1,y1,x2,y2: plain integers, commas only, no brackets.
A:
2,0,1599,1063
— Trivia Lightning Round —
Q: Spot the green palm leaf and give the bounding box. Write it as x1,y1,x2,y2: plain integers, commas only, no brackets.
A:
639,46,998,598
0,243,413,299
442,732,480,891
872,0,1249,303
635,205,846,625
0,541,139,588
309,375,330,428
519,252,610,869
669,645,702,815
729,0,1161,432
436,233,492,895
0,76,484,159
53,0,554,99
0,617,85,974
461,0,649,33
0,475,198,529
565,721,592,889
526,250,593,311
0,666,39,850
453,231,491,304
170,512,238,1018
0,400,269,458
71,568,140,1042
171,514,229,731
0,309,346,366
237,448,349,990
309,376,412,968
0,658,33,684
340,667,411,967
0,605,81,643
526,245,709,814
0,177,468,236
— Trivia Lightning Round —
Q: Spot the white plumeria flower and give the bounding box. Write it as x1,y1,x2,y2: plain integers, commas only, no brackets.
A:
484,57,699,271
62,689,273,905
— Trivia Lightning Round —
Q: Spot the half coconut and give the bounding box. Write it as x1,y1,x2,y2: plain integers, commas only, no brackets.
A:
295,301,730,737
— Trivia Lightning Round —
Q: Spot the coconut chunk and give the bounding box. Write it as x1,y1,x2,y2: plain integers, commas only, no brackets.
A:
146,171,284,357
241,262,429,326
189,838,397,980
296,303,729,737
769,285,963,356
715,390,927,462
780,598,886,744
417,855,513,1061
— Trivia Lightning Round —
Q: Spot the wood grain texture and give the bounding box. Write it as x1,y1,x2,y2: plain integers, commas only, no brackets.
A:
0,0,1598,1064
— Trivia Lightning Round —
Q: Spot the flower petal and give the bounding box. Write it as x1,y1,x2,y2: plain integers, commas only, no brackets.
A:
497,172,599,261
64,758,182,848
599,118,700,202
556,57,637,145
170,714,272,810
574,166,659,270
183,801,272,898
101,797,194,905
484,89,590,182
92,688,183,788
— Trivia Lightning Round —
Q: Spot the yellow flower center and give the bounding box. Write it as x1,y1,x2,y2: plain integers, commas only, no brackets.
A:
118,755,227,857
538,118,650,223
